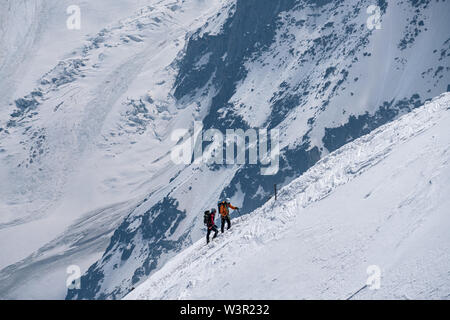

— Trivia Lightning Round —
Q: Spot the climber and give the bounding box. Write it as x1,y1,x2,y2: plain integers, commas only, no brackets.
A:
204,209,218,244
218,198,239,233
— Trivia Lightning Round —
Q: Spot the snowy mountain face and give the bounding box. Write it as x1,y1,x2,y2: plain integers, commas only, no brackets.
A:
0,0,448,299
126,93,450,300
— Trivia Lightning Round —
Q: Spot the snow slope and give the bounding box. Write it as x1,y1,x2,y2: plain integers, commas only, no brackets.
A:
70,0,450,300
0,0,151,120
0,0,231,299
0,199,140,300
126,93,450,300
0,0,228,266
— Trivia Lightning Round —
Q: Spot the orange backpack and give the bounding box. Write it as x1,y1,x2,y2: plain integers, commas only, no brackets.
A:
218,201,228,217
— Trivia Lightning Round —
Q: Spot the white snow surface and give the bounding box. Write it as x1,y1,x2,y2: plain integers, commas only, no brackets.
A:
0,0,231,298
126,93,450,300
0,0,228,261
1,0,449,299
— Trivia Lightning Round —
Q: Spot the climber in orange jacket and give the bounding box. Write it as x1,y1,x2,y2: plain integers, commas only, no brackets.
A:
218,198,239,233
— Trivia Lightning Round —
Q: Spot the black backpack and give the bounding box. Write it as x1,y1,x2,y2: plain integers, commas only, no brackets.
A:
203,210,210,225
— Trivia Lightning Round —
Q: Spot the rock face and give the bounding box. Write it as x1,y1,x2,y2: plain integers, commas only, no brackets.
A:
67,196,187,299
0,0,448,300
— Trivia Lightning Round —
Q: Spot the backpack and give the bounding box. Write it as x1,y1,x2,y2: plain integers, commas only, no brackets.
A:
203,211,210,225
218,201,227,216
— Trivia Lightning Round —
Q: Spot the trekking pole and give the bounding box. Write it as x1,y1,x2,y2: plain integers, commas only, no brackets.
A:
274,184,277,201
